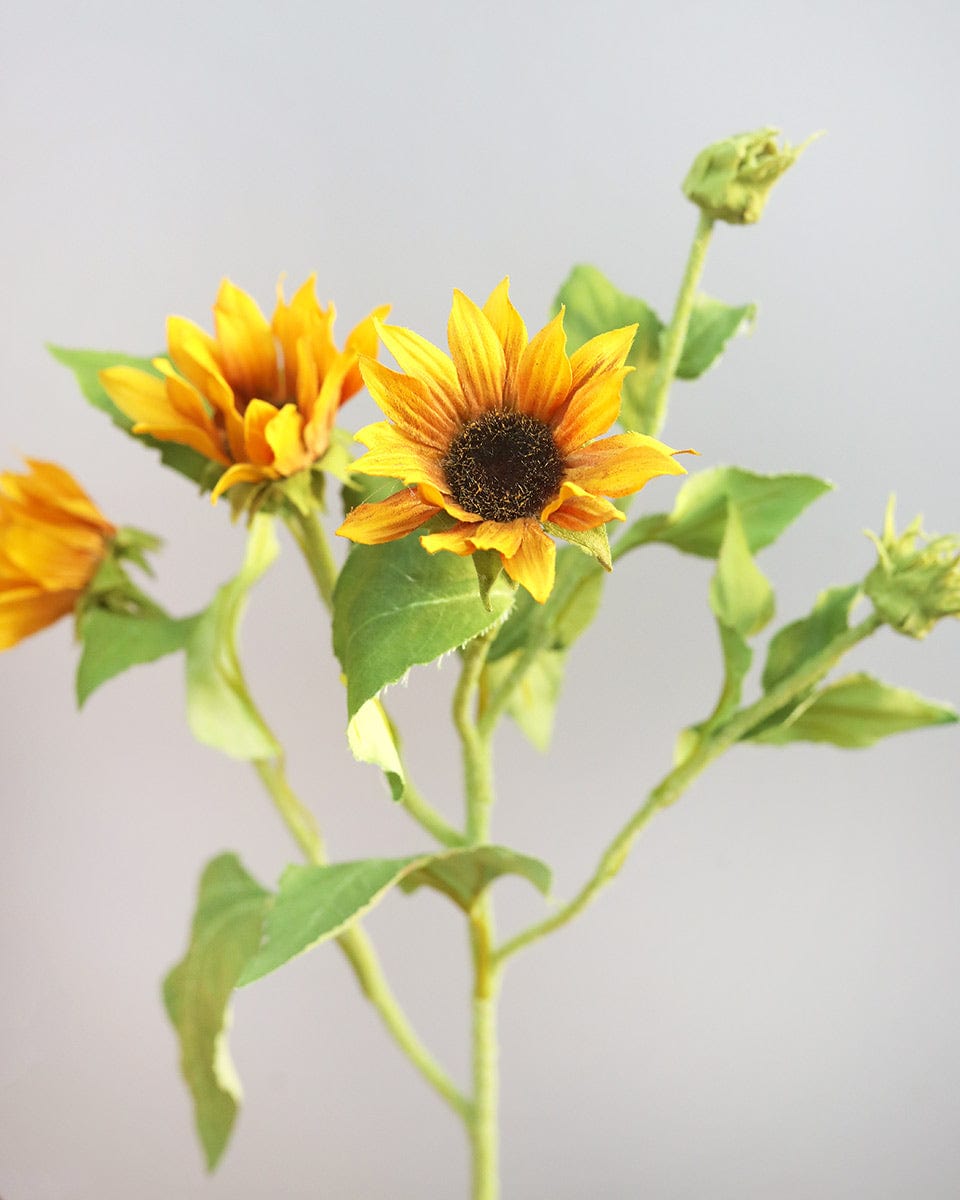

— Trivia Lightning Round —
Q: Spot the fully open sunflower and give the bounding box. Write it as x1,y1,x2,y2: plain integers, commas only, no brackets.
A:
0,460,115,651
337,280,690,602
100,277,389,500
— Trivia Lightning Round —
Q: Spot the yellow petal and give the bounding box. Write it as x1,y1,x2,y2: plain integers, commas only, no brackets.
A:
264,404,310,476
166,316,235,413
360,358,458,449
502,521,556,603
7,460,112,533
210,462,276,502
242,399,281,465
376,320,469,428
416,481,479,523
0,520,102,591
447,290,506,415
350,424,447,492
551,368,630,454
100,366,176,427
568,324,638,392
420,518,526,560
271,275,329,400
337,489,439,544
516,309,572,423
563,433,690,497
343,304,392,399
541,481,625,530
0,587,78,651
303,353,350,457
482,279,528,402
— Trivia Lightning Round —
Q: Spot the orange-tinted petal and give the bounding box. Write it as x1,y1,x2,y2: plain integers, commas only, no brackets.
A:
210,462,276,502
516,309,572,423
360,358,458,449
1,520,102,590
264,404,310,476
166,316,235,414
303,353,349,457
541,481,625,530
564,432,690,497
343,304,392,399
337,488,440,544
420,518,526,559
351,423,447,492
482,279,528,403
376,320,469,428
551,368,630,454
502,521,556,603
271,275,330,399
242,399,280,465
568,324,638,392
447,290,506,415
213,279,279,401
7,460,112,533
0,587,78,651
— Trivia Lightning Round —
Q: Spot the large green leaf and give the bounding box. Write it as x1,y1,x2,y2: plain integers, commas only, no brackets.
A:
332,533,515,719
76,607,198,706
49,345,216,487
761,584,861,692
675,295,757,379
746,673,958,748
708,501,775,638
185,517,281,759
163,854,271,1170
617,466,832,559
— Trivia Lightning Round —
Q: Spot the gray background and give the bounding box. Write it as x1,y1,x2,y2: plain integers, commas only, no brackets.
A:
2,1,959,1197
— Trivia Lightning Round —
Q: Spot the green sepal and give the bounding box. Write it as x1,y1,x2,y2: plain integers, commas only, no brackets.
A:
185,517,281,759
708,500,775,637
163,853,272,1170
543,520,612,571
333,532,515,720
238,847,552,986
48,345,218,488
617,466,832,559
744,673,958,748
346,696,405,800
472,548,507,612
76,607,198,707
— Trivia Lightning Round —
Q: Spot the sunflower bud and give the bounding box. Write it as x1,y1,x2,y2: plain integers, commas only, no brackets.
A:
682,127,820,225
864,499,960,638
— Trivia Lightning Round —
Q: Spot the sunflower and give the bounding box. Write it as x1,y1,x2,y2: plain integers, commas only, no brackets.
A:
0,460,115,651
336,280,690,602
100,277,390,500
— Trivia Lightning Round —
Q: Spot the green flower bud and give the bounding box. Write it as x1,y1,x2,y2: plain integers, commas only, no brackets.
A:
864,499,960,638
682,127,820,225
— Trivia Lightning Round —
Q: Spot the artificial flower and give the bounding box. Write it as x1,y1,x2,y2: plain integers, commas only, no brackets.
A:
100,277,390,500
337,280,690,602
0,459,115,650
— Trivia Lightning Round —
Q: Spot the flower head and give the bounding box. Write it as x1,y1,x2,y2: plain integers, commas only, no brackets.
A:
0,459,115,650
100,277,390,501
865,499,960,638
336,280,690,602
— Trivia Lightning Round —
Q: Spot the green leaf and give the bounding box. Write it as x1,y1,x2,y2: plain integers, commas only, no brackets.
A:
399,845,552,911
49,345,216,487
484,647,568,751
746,673,959,748
709,501,775,637
346,696,405,800
675,295,756,380
332,534,515,719
543,520,612,571
76,608,198,706
185,517,281,759
675,622,752,767
163,854,271,1170
761,584,861,692
553,265,664,433
618,466,832,559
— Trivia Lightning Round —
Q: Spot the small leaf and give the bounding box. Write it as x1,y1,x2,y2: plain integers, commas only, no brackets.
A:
185,517,281,759
346,696,405,800
76,608,198,706
484,648,568,751
163,854,271,1170
746,673,959,748
618,466,832,559
761,584,861,692
709,501,775,637
488,547,602,663
49,345,215,487
676,295,756,380
400,845,552,911
543,520,612,571
333,534,515,720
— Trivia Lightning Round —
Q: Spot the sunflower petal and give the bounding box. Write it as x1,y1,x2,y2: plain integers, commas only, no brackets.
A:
568,324,638,392
243,399,280,465
482,279,528,402
447,290,506,415
210,462,276,502
551,368,630,454
337,488,440,544
541,481,625,530
166,316,235,413
343,305,392,399
9,460,112,532
264,404,310,476
360,359,458,448
376,320,469,427
420,518,526,560
213,279,279,402
0,587,78,651
516,308,572,423
501,521,556,603
351,424,447,492
564,432,689,497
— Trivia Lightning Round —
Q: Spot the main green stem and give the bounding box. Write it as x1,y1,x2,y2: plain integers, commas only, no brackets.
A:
495,612,883,966
456,630,502,1200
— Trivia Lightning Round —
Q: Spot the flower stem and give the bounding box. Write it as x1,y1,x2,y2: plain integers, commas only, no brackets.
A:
494,612,883,966
646,210,715,436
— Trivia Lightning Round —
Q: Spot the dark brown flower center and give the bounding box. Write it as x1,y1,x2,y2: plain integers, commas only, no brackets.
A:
442,411,565,522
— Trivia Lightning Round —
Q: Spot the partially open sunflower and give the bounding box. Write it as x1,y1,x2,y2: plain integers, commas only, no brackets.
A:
337,279,690,602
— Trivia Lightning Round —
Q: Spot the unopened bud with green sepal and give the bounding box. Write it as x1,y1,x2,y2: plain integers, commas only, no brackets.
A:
683,127,821,225
864,499,960,638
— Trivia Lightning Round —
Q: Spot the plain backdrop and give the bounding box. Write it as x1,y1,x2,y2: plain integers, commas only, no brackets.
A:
2,2,959,1198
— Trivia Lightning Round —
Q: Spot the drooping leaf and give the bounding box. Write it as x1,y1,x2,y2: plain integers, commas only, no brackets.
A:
399,845,552,910
332,533,515,719
49,345,216,487
708,501,775,637
745,673,958,748
617,466,832,559
185,517,281,759
163,854,271,1170
346,696,405,800
761,584,862,692
484,647,568,751
553,265,664,433
675,296,757,380
76,607,198,706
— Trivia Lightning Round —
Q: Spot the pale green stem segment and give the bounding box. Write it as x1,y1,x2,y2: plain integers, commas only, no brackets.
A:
455,629,503,1199
283,506,461,847
646,210,715,437
494,612,883,966
253,749,470,1122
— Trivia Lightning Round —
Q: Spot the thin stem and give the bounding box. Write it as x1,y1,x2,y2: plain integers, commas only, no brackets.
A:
495,612,883,966
402,777,468,848
646,210,715,437
254,758,327,864
455,629,497,842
